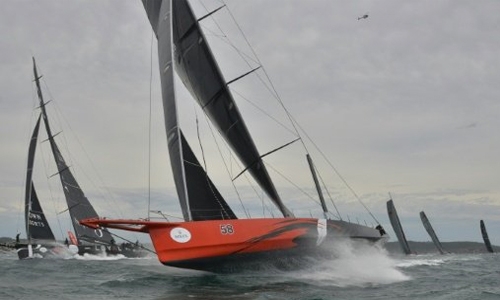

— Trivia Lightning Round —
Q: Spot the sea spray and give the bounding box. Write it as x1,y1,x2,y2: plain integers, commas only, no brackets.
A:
285,239,410,287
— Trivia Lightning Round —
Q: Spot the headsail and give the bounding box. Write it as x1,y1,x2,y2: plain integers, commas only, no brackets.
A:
32,57,113,245
480,219,494,253
386,199,412,255
24,115,55,242
419,211,445,254
143,0,293,218
180,131,237,220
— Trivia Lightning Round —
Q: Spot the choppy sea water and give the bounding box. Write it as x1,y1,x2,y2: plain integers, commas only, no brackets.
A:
1,241,499,300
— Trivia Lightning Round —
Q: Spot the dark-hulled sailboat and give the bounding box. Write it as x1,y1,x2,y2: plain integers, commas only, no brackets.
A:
386,199,413,255
16,58,147,259
81,0,386,273
419,211,446,254
480,220,494,253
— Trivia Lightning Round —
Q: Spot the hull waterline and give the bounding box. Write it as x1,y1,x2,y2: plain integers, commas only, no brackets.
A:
15,242,71,259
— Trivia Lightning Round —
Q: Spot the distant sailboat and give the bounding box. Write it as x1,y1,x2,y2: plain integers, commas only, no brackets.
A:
386,199,412,255
419,211,446,254
480,220,494,253
15,58,147,259
81,0,387,273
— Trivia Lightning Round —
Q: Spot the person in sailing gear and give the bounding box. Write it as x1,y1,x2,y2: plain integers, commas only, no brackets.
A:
15,233,20,243
109,238,119,253
64,238,69,246
376,225,386,236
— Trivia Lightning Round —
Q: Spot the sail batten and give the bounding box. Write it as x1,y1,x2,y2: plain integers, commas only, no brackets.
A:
197,5,225,22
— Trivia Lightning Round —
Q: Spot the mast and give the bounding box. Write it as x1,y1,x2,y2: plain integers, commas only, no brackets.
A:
419,211,445,254
480,220,494,253
386,199,412,255
32,57,113,245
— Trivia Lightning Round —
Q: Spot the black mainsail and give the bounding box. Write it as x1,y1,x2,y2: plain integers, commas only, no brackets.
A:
142,0,293,219
24,115,56,242
32,58,113,245
419,211,445,254
480,219,494,253
142,0,237,221
386,199,412,255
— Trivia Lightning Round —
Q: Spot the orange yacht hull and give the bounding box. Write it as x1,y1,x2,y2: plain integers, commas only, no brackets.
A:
81,217,383,272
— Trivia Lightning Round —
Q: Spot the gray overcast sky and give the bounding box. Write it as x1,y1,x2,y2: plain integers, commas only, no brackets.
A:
1,0,499,245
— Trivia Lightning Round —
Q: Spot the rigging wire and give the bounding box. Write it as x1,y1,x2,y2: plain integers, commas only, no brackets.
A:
33,74,67,240
36,62,145,243
194,107,233,219
201,110,251,218
264,162,324,212
221,3,307,148
147,30,154,221
195,1,380,225
293,117,381,224
315,164,343,220
42,79,133,227
209,1,380,225
230,89,296,136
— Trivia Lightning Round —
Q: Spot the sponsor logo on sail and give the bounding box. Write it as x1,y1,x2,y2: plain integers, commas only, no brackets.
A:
170,227,191,243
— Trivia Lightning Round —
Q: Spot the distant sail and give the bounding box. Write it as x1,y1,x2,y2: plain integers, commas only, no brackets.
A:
419,211,446,254
480,220,494,253
386,199,412,255
24,115,55,242
32,58,113,245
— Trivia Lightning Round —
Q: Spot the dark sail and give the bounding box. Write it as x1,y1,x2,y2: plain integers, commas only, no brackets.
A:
32,57,113,245
24,115,55,242
480,220,494,253
168,0,293,218
181,131,237,220
419,211,445,254
28,183,56,241
306,154,328,216
142,0,237,221
386,199,412,255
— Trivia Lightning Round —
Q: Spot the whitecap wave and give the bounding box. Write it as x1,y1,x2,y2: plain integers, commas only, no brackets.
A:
396,258,445,268
73,253,127,261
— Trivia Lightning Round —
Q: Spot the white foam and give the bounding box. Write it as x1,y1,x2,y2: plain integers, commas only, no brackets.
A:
73,252,127,261
396,258,445,268
286,239,411,287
